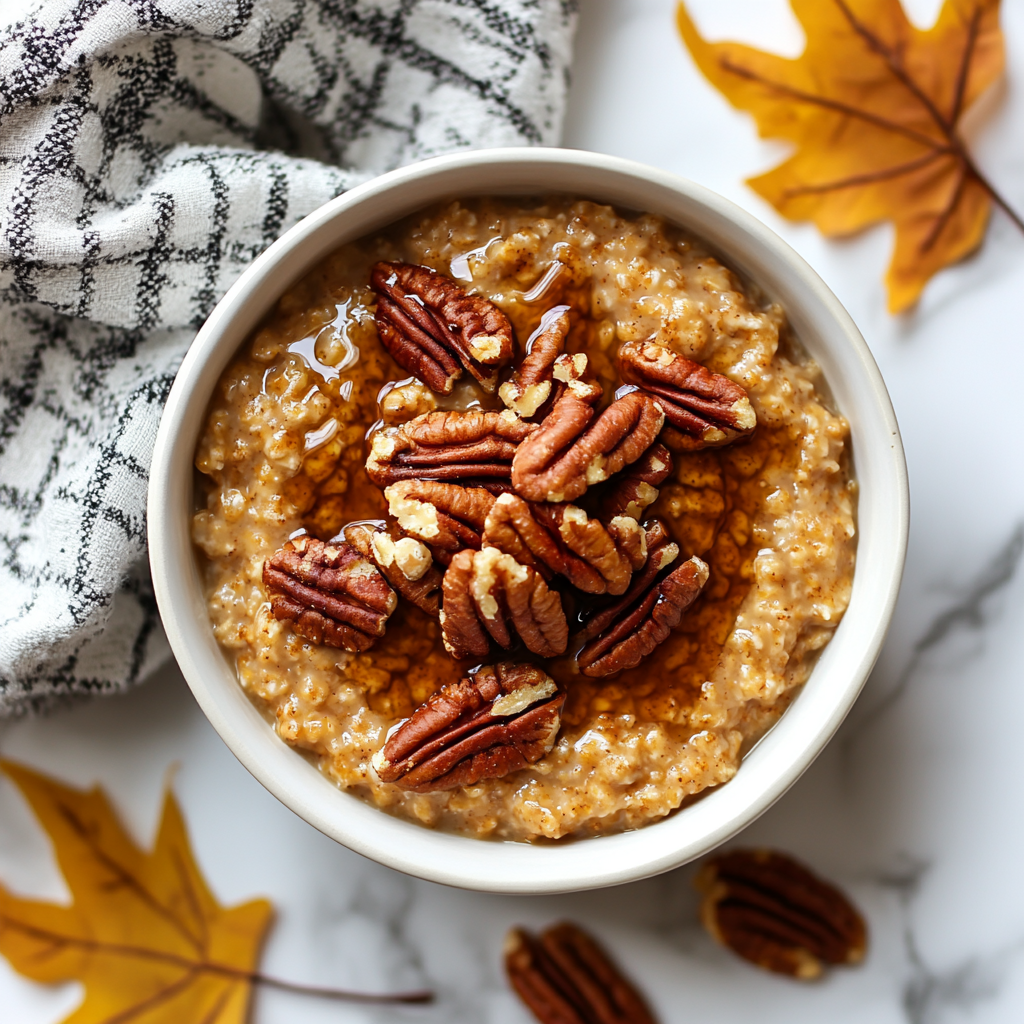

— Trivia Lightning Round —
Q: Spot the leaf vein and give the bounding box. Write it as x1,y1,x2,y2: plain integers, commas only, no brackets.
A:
716,57,946,151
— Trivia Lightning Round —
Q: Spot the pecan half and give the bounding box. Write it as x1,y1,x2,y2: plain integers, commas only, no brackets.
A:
263,535,397,651
344,522,443,618
371,261,514,394
695,849,867,980
505,922,657,1024
511,390,665,504
618,341,756,449
576,522,708,677
440,548,568,660
482,492,646,596
371,662,564,792
599,442,673,521
367,409,536,487
384,480,495,565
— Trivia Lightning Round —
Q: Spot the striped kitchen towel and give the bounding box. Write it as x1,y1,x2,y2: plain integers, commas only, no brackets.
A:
0,0,577,715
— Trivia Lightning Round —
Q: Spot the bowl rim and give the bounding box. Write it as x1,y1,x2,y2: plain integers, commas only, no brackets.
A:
148,146,909,893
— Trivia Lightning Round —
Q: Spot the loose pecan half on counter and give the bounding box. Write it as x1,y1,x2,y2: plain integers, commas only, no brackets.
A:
505,922,657,1024
344,522,443,618
695,849,867,980
366,408,536,487
482,492,646,596
371,662,564,792
371,261,514,394
576,522,708,678
384,480,496,565
262,535,397,651
599,442,673,521
440,547,568,660
618,341,756,450
511,390,665,504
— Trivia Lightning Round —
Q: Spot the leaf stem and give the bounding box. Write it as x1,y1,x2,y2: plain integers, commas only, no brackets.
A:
780,151,947,198
0,914,434,1005
832,0,957,135
717,58,946,151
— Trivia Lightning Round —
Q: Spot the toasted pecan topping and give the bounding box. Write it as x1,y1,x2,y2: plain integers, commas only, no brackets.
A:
599,442,673,521
618,341,755,449
511,390,665,504
371,261,514,394
384,479,496,565
576,521,708,677
482,492,646,596
440,548,568,660
498,305,603,421
550,351,603,406
500,305,571,418
367,408,536,488
372,662,564,792
695,849,867,979
344,522,443,618
262,535,397,651
336,256,773,792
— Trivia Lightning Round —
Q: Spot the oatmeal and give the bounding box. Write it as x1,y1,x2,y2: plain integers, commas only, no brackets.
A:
192,197,856,841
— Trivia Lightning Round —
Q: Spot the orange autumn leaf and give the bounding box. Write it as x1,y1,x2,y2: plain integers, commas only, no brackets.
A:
677,0,1016,311
0,759,271,1024
0,761,433,1021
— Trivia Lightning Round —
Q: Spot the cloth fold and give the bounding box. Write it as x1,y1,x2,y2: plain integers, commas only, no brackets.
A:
0,0,578,715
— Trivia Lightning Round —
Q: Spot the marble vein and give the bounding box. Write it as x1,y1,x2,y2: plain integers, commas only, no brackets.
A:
845,521,1024,749
876,854,1024,1024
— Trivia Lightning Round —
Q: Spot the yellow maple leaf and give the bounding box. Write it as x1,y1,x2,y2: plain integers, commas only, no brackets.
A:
0,759,272,1024
677,0,1017,311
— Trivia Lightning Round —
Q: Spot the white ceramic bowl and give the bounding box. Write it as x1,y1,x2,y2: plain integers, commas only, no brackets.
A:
148,148,908,894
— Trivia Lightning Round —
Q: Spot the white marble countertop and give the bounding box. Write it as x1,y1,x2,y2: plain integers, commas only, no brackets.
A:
4,1,1024,1021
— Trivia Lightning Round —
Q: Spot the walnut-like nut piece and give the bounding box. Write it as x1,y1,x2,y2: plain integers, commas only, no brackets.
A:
511,391,665,504
505,922,657,1024
440,548,568,660
482,492,646,596
600,442,673,521
262,535,397,651
618,341,756,449
695,849,867,980
367,409,536,487
576,522,708,677
371,662,564,792
551,351,604,405
371,261,514,394
499,305,570,418
384,480,496,565
379,379,438,425
497,306,602,420
603,514,649,571
344,522,443,618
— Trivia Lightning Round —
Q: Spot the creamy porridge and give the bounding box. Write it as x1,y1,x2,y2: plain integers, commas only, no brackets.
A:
192,197,856,842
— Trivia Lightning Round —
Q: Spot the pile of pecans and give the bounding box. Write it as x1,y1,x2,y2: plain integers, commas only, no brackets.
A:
263,262,757,794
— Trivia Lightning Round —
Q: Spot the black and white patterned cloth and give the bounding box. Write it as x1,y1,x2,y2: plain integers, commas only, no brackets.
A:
0,0,577,716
